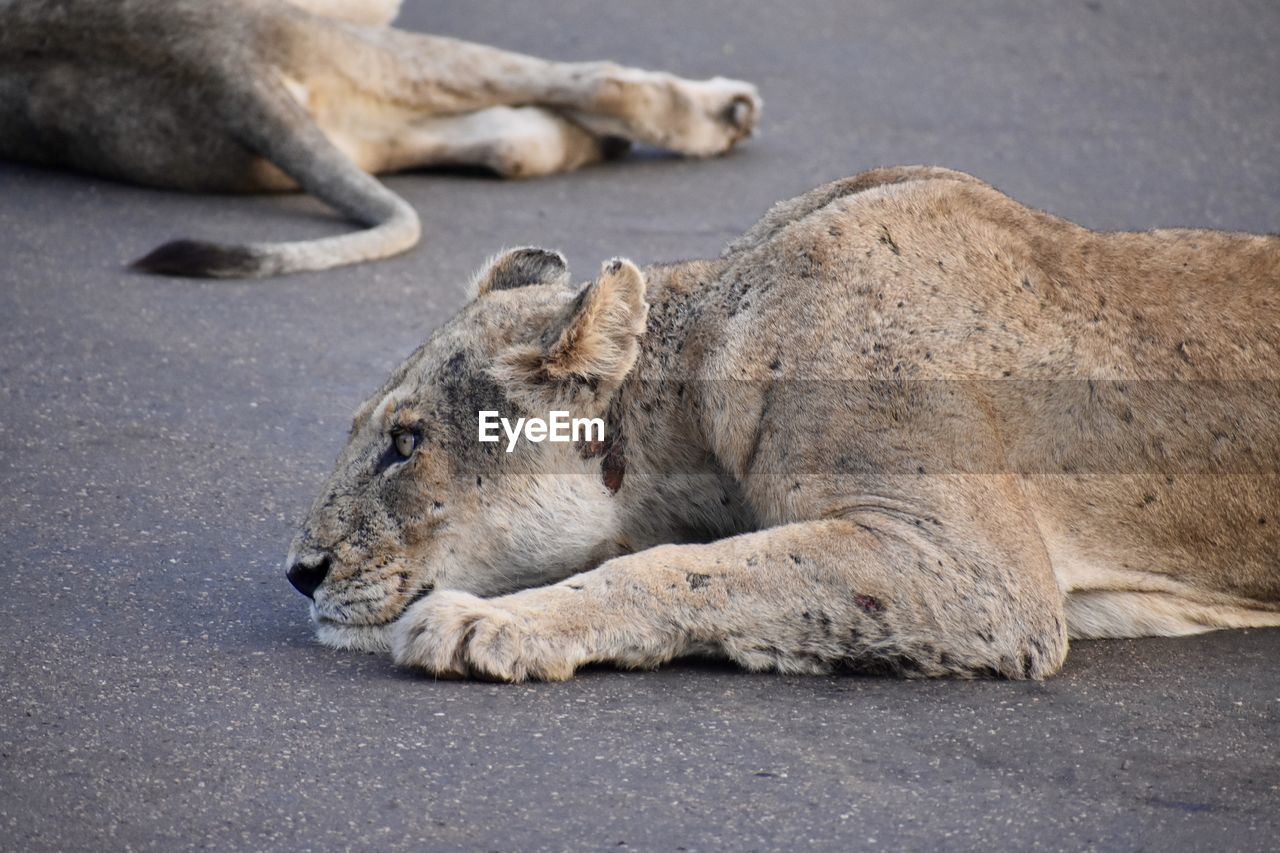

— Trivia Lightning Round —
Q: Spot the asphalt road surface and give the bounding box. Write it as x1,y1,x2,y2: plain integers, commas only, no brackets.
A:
2,1,1278,850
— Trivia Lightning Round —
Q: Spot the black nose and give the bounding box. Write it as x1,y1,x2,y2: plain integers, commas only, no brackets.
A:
287,554,331,599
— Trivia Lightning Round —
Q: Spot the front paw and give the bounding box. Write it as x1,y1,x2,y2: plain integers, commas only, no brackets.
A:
391,591,579,682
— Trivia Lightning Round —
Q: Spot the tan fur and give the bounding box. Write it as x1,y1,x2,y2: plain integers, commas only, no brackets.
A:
281,0,403,27
289,166,1280,681
0,0,760,276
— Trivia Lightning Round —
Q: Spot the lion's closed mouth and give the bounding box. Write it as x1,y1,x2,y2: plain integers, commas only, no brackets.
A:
315,583,434,629
403,583,436,611
314,614,358,627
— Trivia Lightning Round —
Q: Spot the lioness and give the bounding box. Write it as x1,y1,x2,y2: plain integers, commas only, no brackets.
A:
287,166,1280,681
0,0,759,277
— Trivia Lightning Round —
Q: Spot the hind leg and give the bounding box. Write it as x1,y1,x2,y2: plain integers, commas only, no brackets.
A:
333,105,624,178
292,23,759,158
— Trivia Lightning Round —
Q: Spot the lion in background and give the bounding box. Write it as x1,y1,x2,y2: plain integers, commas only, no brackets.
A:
284,166,1280,681
0,0,760,277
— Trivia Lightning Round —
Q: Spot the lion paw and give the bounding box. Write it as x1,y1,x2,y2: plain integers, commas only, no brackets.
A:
665,76,762,157
597,71,761,157
391,591,580,682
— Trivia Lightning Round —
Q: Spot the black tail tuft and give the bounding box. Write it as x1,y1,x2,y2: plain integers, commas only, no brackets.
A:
130,239,265,279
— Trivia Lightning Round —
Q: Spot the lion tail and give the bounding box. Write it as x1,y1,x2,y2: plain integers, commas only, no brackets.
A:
131,72,419,279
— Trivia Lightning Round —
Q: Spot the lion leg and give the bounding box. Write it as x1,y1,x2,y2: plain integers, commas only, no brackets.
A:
392,514,1068,683
301,25,760,158
345,105,622,179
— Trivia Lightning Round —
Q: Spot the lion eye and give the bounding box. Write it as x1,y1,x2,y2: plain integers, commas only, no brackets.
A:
394,431,417,459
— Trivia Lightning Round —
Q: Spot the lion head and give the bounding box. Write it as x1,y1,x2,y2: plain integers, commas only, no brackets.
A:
285,249,650,651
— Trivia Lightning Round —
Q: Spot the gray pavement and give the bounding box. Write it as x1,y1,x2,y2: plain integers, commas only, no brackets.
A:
2,1,1279,850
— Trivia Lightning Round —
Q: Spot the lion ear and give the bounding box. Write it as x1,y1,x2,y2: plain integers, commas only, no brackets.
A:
474,247,570,296
492,258,649,416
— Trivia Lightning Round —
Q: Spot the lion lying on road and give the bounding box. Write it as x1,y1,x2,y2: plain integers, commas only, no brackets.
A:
0,0,759,277
287,166,1280,681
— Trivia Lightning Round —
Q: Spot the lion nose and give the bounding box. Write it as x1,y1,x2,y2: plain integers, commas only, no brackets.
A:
286,553,331,599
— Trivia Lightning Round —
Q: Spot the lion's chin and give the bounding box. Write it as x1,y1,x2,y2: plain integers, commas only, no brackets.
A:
314,619,394,653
